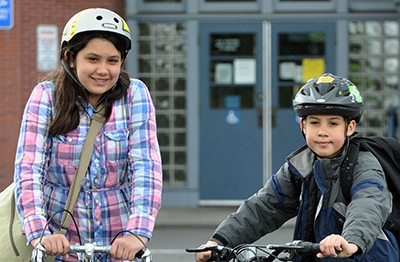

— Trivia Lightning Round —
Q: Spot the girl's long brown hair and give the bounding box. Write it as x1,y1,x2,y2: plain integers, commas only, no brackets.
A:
44,31,131,137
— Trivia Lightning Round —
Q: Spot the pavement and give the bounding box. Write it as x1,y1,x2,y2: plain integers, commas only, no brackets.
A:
149,206,296,262
154,206,296,228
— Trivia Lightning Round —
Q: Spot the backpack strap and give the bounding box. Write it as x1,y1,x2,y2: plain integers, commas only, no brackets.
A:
340,142,360,203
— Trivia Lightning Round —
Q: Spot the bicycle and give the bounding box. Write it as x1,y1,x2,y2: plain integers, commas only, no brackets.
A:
186,240,322,262
30,209,152,262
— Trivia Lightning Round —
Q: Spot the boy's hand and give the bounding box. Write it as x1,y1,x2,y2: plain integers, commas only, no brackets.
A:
195,240,219,262
317,234,359,258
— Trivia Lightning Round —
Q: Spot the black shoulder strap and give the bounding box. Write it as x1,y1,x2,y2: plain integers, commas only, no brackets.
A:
340,142,360,203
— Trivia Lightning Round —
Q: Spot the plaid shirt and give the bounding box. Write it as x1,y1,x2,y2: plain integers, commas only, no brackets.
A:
14,79,162,261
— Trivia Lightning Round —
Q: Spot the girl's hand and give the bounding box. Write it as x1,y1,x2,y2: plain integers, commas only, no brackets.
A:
110,234,148,261
31,234,70,259
317,234,359,258
195,240,219,262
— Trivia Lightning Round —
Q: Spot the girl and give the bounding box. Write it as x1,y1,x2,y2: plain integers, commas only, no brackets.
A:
14,8,162,261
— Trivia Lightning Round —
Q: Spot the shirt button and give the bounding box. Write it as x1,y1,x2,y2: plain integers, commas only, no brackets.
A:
96,138,100,142
67,137,72,142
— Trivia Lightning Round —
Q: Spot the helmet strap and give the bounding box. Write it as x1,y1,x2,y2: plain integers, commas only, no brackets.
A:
61,58,89,95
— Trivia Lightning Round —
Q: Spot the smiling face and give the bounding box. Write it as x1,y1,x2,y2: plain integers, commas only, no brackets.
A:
72,37,123,106
301,115,356,158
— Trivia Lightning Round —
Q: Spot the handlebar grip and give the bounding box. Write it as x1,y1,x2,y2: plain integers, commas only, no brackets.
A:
186,248,204,253
136,249,144,258
292,241,320,255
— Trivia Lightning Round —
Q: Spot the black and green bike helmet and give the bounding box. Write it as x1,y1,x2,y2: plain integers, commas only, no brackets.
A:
293,73,364,123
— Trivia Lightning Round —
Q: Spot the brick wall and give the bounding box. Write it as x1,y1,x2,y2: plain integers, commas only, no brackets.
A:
0,0,125,191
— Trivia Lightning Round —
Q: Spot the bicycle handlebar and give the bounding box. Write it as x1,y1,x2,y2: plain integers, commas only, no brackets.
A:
186,240,321,262
32,243,150,262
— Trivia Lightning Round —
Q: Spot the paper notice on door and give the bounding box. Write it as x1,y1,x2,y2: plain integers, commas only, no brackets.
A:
215,63,233,84
279,61,297,80
302,58,325,83
234,58,256,84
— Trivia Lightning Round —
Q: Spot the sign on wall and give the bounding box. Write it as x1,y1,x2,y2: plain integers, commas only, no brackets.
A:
36,25,58,72
0,0,13,30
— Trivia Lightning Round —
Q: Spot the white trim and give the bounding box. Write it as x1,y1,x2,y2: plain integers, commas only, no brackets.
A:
263,21,272,184
198,200,243,206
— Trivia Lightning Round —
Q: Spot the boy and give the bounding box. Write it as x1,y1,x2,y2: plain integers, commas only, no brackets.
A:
195,73,399,262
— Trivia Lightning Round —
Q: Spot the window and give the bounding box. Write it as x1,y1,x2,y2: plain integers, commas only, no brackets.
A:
138,22,188,186
349,21,399,137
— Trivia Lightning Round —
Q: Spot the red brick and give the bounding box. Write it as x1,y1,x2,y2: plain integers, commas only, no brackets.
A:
0,0,125,191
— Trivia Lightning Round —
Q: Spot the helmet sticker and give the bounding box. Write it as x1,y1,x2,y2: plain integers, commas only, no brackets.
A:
316,76,334,84
68,11,85,41
122,19,130,33
349,85,363,103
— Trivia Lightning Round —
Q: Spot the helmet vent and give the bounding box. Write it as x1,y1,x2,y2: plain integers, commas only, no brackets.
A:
114,18,119,23
96,15,103,21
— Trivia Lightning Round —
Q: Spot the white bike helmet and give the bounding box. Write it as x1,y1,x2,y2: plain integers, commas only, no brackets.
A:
61,8,131,58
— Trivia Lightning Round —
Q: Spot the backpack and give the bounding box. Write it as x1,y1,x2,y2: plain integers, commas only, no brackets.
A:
340,132,400,244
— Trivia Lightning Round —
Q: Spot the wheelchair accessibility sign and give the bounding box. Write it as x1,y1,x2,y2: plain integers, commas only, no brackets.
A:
226,109,241,125
0,0,13,30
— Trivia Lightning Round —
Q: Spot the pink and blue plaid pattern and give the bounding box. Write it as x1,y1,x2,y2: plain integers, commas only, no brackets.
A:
14,79,162,261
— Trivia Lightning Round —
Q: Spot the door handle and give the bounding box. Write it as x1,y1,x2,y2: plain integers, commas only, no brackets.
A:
272,106,277,127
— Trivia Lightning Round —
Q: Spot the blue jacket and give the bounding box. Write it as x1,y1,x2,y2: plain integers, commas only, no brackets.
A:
211,139,399,261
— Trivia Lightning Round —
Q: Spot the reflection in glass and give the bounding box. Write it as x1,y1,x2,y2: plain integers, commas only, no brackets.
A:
366,58,381,72
384,58,399,73
155,40,171,54
349,40,362,54
385,39,399,55
174,58,186,73
139,59,152,73
365,21,382,36
174,39,187,55
384,21,399,36
155,78,169,91
174,169,186,185
174,78,186,91
349,77,362,87
174,115,186,128
385,76,398,90
366,40,381,55
174,133,186,147
349,59,362,72
139,24,151,36
155,96,170,109
139,41,151,54
155,58,170,73
161,151,170,164
366,77,382,91
349,21,364,35
384,95,399,110
279,33,325,56
176,23,186,36
174,96,186,109
366,114,382,127
158,133,170,146
162,169,170,183
155,23,173,36
156,114,170,128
